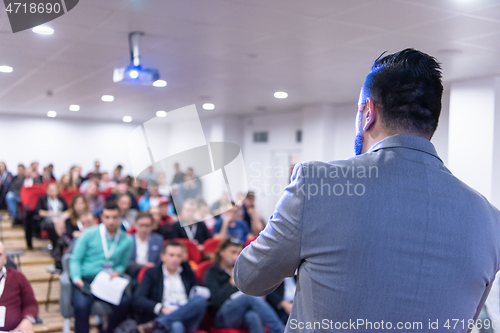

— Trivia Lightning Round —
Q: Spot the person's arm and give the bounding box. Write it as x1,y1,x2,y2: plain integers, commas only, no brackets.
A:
213,217,230,240
203,267,238,309
234,162,305,296
132,268,160,315
19,271,38,320
248,207,265,235
70,231,88,282
266,281,285,310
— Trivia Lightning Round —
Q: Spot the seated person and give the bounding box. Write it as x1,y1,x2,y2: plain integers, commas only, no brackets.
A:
134,241,208,333
194,199,217,234
150,206,174,240
84,181,104,216
266,276,296,324
172,199,211,252
0,241,38,332
241,191,265,235
32,182,68,250
138,182,164,212
117,193,138,230
64,210,96,254
69,201,133,333
212,203,253,243
106,179,139,210
126,212,163,278
204,238,284,333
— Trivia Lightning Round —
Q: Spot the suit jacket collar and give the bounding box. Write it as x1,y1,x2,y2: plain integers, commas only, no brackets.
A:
367,134,443,164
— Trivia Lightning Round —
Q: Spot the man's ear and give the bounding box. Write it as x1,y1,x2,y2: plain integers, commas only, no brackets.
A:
363,98,378,131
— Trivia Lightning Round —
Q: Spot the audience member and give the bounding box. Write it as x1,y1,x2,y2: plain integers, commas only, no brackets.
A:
0,161,12,209
63,194,90,240
266,277,296,324
195,199,217,233
70,201,133,333
31,182,68,250
204,238,283,333
30,162,43,183
112,164,123,183
139,183,163,212
156,172,170,198
150,206,174,240
0,241,38,333
126,212,163,277
47,164,56,180
86,160,101,179
171,163,184,185
240,192,265,234
5,164,27,224
70,165,85,187
100,171,116,189
117,193,138,230
64,211,96,255
80,173,105,192
42,166,55,181
107,179,139,210
176,174,201,207
213,203,252,243
134,241,208,332
210,192,232,218
186,167,202,192
57,173,77,192
172,199,211,252
84,181,104,216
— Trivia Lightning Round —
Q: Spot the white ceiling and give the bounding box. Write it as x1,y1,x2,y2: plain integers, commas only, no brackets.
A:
0,0,499,123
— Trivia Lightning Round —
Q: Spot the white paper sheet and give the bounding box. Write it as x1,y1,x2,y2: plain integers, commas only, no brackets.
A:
90,271,129,305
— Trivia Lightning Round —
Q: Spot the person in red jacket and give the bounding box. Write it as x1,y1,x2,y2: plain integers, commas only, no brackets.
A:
0,241,38,333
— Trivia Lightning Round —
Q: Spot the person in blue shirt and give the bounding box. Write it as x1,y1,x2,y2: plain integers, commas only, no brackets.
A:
213,203,254,243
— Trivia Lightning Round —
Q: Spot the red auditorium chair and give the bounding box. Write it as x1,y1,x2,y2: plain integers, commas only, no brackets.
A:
245,235,258,247
137,266,151,284
173,238,202,263
20,183,47,211
194,259,214,283
60,189,81,205
203,238,220,256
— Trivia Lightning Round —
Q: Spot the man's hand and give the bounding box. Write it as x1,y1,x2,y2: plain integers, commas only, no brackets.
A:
110,271,120,279
281,300,293,315
74,279,84,289
161,307,175,315
11,318,34,333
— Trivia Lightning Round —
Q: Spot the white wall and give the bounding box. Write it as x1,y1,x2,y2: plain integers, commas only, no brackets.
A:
0,115,136,178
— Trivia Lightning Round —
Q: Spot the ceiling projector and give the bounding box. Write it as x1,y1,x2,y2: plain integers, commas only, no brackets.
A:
113,31,161,85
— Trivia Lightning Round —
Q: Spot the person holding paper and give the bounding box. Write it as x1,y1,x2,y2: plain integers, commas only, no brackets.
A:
0,241,38,333
70,201,134,333
134,240,208,333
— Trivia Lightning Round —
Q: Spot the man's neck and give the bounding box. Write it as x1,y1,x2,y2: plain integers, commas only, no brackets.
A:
138,233,148,242
106,227,117,237
220,261,233,273
163,264,178,276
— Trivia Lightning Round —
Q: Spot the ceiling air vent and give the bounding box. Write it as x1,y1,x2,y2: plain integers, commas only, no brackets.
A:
253,131,268,143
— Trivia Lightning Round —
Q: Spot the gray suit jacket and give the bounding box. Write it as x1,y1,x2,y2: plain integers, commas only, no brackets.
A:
234,134,500,332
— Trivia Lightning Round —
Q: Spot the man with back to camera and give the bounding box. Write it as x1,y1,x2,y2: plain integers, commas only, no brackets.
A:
234,49,500,332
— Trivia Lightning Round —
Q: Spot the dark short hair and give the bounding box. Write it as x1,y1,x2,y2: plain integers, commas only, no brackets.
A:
215,237,244,263
161,240,185,254
102,201,119,212
135,211,154,224
363,48,443,137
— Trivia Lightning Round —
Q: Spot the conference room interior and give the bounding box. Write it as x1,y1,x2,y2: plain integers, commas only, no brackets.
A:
0,0,500,332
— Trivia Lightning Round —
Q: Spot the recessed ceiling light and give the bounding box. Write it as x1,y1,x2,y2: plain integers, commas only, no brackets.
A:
153,80,167,87
156,110,167,117
102,95,114,102
274,91,288,99
69,105,80,112
202,103,215,110
47,111,57,118
32,26,54,35
0,66,13,73
122,116,133,123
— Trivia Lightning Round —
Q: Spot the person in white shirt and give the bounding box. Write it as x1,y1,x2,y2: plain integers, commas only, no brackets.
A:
126,212,163,278
133,241,208,333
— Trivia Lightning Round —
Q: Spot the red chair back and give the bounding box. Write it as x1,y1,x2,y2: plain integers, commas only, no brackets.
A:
194,260,214,283
137,266,150,284
20,184,47,211
172,238,202,263
203,238,221,255
98,189,113,200
245,235,258,247
61,189,81,205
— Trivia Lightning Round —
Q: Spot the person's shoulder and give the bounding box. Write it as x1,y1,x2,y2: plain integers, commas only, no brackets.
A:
6,267,29,283
150,232,163,243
